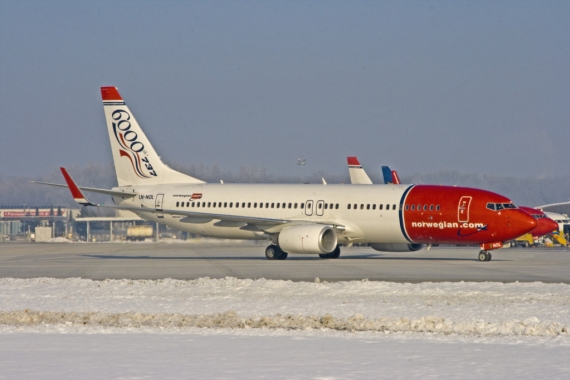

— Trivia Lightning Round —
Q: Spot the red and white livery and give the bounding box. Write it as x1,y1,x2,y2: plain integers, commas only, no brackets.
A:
40,87,537,262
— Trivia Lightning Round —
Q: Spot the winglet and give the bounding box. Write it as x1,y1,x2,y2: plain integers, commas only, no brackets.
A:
60,168,95,206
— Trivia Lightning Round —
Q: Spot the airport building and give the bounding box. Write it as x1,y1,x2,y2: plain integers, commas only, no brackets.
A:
0,206,166,242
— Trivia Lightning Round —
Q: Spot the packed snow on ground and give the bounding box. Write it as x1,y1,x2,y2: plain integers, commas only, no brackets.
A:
2,278,570,379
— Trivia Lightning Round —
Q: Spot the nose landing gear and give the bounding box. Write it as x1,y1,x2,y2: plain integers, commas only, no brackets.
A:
478,251,492,262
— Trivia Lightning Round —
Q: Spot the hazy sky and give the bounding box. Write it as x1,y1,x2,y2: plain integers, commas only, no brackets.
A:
1,1,569,180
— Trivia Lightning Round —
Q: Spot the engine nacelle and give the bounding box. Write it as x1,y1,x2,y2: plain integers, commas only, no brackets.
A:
370,243,424,252
278,225,337,254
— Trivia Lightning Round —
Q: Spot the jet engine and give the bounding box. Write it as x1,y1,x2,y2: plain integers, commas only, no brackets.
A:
278,225,337,254
370,243,424,252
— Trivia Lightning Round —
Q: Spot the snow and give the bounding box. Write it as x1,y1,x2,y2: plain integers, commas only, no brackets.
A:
2,277,570,378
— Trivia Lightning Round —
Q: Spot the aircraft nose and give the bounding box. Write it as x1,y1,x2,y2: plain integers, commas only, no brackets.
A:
545,218,559,233
514,210,537,235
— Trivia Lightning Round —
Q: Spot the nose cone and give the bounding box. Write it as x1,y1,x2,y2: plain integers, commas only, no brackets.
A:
510,210,537,237
532,218,559,237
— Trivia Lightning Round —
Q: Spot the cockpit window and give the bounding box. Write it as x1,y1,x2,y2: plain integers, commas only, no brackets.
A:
487,202,517,211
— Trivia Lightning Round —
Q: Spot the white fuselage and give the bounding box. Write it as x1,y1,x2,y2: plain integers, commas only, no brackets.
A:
113,183,411,244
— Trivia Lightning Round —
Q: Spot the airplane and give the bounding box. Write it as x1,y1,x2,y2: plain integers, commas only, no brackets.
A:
35,87,537,262
346,157,558,240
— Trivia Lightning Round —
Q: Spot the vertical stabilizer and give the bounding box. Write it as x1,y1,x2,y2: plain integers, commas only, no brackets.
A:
347,157,373,184
101,87,204,186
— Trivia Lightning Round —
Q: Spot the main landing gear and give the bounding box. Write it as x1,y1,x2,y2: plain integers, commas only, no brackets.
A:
265,244,288,260
319,245,341,259
478,251,492,262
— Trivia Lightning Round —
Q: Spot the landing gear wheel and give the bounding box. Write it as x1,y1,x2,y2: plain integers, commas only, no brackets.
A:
265,245,279,260
330,245,341,259
319,246,341,259
478,251,492,262
265,245,288,260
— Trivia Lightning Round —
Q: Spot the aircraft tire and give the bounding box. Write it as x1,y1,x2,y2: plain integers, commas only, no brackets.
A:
478,251,490,262
276,250,288,260
265,245,279,260
319,252,332,259
330,246,341,259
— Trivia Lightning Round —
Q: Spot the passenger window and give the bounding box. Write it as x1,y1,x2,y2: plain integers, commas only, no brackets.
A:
354,204,357,209
248,202,251,208
207,202,211,207
271,203,274,208
436,205,440,211
393,204,397,210
176,202,179,207
259,203,263,208
430,205,434,211
191,202,194,208
360,204,364,210
213,203,216,208
254,203,257,208
405,205,409,211
276,203,280,208
266,203,269,208
324,204,328,209
411,205,415,211
423,205,427,211
288,203,292,209
301,203,304,209
187,202,190,207
348,204,351,210
229,202,233,208
294,203,298,209
224,202,227,207
283,203,286,208
242,202,246,208
373,204,376,210
335,204,339,209
366,204,370,210
379,204,383,210
318,203,322,209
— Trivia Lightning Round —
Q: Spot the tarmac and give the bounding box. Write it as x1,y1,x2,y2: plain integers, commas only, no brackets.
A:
1,241,570,283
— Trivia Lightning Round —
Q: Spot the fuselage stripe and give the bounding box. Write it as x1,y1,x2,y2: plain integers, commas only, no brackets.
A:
398,185,415,243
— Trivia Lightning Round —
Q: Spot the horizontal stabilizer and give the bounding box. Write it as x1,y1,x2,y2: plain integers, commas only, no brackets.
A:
31,181,137,198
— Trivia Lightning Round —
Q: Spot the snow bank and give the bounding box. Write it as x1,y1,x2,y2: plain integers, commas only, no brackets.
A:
2,277,570,337
1,310,568,337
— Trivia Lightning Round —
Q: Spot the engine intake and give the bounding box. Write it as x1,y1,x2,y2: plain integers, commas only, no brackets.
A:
279,225,337,254
370,243,424,252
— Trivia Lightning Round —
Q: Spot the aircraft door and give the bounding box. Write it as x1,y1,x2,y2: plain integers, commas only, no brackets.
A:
155,194,165,218
316,200,324,216
305,200,314,216
458,196,472,223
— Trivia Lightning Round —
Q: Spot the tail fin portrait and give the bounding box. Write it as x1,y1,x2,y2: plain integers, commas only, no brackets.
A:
101,87,204,187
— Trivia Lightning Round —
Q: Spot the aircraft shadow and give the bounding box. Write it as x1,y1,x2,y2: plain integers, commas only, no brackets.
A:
83,254,483,262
